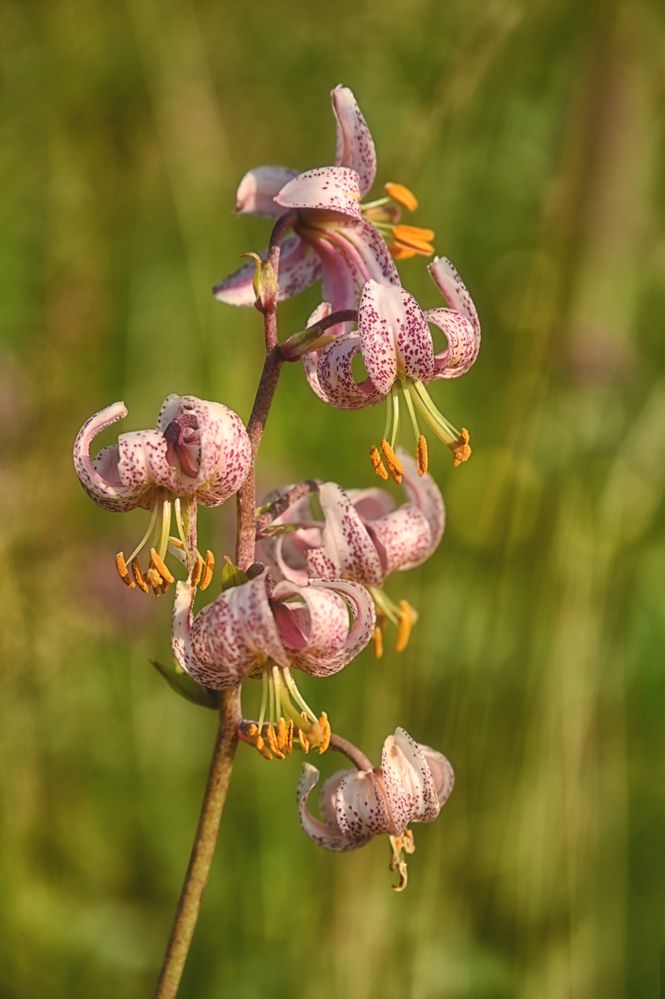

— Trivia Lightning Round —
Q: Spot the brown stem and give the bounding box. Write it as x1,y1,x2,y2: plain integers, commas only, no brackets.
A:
329,732,373,772
154,688,241,999
154,213,293,996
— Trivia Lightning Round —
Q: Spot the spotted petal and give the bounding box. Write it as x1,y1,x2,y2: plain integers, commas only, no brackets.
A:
381,728,442,833
312,332,383,410
74,402,153,513
429,256,480,335
318,483,384,584
235,165,298,218
334,769,392,842
331,85,377,198
275,166,362,220
328,219,400,287
359,281,434,394
213,234,322,307
297,764,363,852
363,452,444,574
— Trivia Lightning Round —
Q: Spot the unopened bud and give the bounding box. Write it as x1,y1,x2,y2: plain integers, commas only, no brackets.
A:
242,252,278,313
280,325,334,361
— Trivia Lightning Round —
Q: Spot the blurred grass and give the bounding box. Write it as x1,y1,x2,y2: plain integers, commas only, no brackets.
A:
1,0,664,996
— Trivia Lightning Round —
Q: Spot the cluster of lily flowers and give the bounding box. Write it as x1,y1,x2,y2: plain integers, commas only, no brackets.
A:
74,86,480,890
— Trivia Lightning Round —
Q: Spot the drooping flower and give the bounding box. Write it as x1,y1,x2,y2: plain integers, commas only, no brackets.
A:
73,396,251,594
258,451,444,655
302,256,480,475
213,86,435,312
297,727,454,890
172,569,375,759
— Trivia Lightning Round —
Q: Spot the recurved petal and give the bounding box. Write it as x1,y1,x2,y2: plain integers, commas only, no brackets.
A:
73,402,150,512
313,333,384,410
334,769,392,842
381,728,441,833
318,482,384,584
429,256,480,335
385,449,445,570
420,746,455,808
272,580,353,677
331,85,377,197
426,308,480,379
348,486,396,522
194,402,252,507
311,578,377,668
213,234,322,306
364,503,435,576
275,166,362,220
359,282,434,394
235,165,298,218
171,581,246,690
117,429,179,495
298,764,360,852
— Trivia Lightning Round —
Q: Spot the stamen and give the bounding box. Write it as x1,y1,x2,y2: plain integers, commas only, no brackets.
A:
277,717,294,755
384,182,419,212
370,444,389,481
146,566,163,595
132,560,149,594
395,601,417,653
298,726,311,754
380,439,404,484
150,548,174,585
416,434,428,476
393,223,435,242
450,428,472,467
390,245,418,261
373,625,384,659
115,552,135,589
246,723,273,762
264,723,285,760
200,551,215,590
190,555,204,588
389,830,416,892
317,712,331,754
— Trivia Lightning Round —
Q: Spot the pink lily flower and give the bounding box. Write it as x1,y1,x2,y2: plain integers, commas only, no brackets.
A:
258,451,444,655
298,727,454,890
73,395,251,595
172,569,375,758
302,256,480,476
213,86,436,312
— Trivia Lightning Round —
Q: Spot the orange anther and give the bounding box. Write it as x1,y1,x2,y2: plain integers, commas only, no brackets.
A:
370,444,389,481
298,728,311,754
190,555,203,587
132,560,149,593
384,182,419,212
380,439,404,484
317,712,331,754
450,428,472,467
373,625,384,659
395,601,417,653
416,434,428,476
115,552,135,589
150,548,174,585
200,551,215,591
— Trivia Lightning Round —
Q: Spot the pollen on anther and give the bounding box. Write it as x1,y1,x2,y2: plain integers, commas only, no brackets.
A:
115,553,135,589
380,439,404,484
450,428,472,468
150,548,175,585
190,555,203,587
395,601,416,653
200,551,215,591
317,712,331,754
384,182,419,212
370,444,389,481
416,435,428,476
373,625,384,659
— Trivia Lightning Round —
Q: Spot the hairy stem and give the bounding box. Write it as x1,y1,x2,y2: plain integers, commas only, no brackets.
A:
154,213,292,996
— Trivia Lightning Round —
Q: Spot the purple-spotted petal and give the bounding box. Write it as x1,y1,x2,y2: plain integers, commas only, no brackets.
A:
312,578,377,667
328,219,400,287
172,580,247,689
359,281,434,392
331,85,377,197
429,256,480,335
348,486,396,522
396,450,445,558
318,482,384,584
420,746,455,808
298,764,362,852
275,166,362,220
213,234,322,306
426,308,480,379
334,769,392,842
74,402,151,513
235,165,298,218
382,728,441,833
313,332,383,410
273,581,353,677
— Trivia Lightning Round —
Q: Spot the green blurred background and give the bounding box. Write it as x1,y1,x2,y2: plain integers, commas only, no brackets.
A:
1,0,663,996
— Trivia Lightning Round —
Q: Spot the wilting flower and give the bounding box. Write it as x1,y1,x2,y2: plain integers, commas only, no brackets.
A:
213,86,435,312
172,569,375,758
258,451,444,655
73,396,251,594
302,256,480,476
298,727,454,890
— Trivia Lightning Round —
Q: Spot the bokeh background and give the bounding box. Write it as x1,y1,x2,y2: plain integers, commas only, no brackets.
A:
1,0,663,996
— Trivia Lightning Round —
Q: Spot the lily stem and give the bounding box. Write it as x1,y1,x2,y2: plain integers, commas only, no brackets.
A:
153,212,293,997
